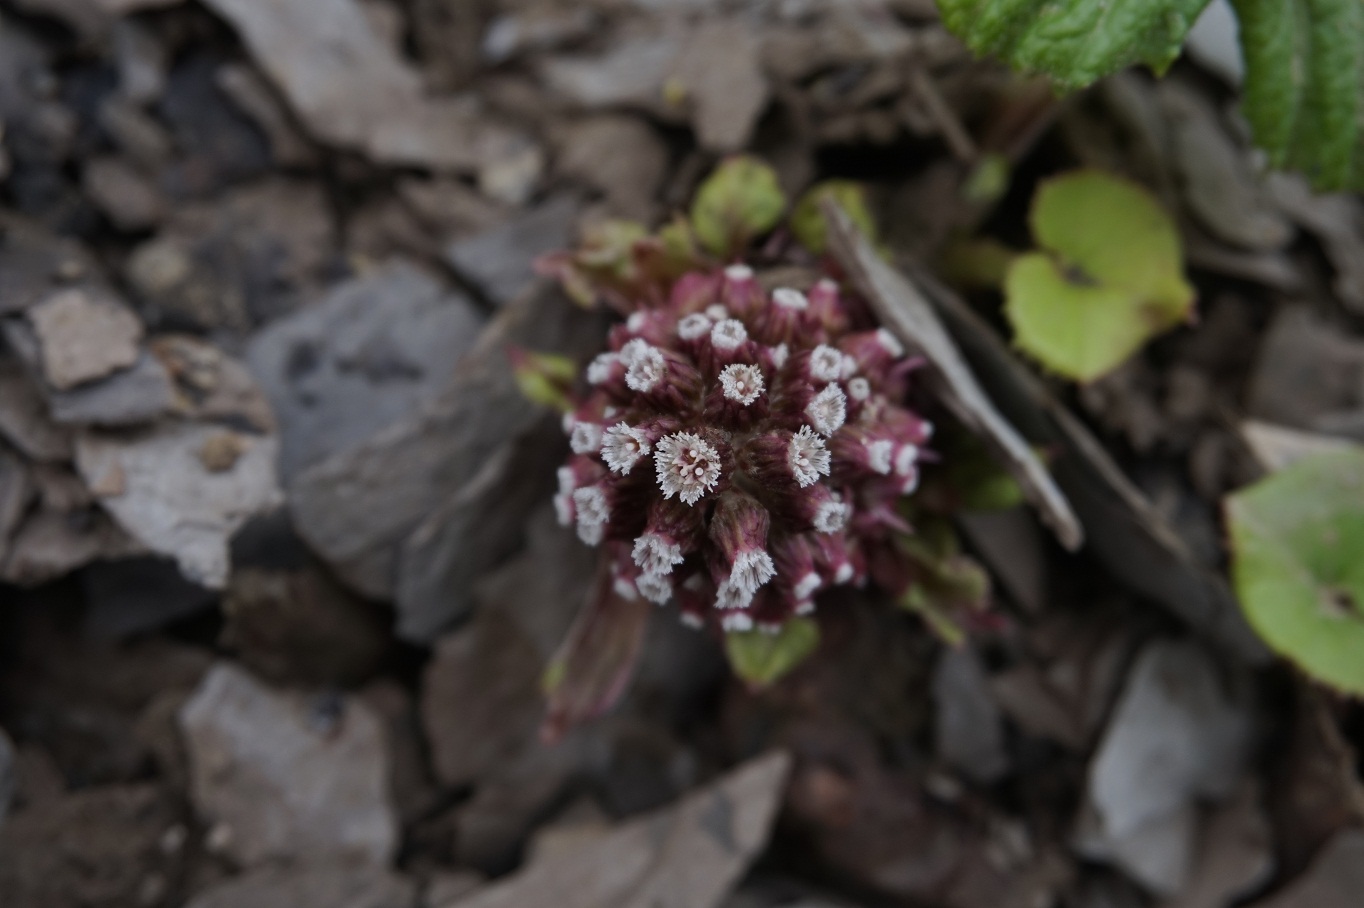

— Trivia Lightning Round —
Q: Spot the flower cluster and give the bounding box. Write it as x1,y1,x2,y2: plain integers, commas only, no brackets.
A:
554,264,932,633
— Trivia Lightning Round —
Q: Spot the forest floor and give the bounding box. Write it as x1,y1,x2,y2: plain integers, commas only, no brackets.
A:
0,1,1361,907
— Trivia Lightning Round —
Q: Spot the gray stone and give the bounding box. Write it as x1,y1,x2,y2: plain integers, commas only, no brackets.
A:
27,287,144,390
201,0,522,171
1246,829,1364,908
186,863,417,908
932,646,1009,785
1076,640,1256,896
288,284,603,638
246,260,485,483
76,422,283,589
442,752,791,908
671,19,769,152
0,359,74,460
179,662,398,867
445,196,579,307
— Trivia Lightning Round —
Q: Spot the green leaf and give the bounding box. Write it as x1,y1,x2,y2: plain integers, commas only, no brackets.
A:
936,0,1212,90
1225,448,1364,696
690,156,787,257
1232,0,1364,191
725,618,820,687
893,520,992,646
1004,170,1195,382
790,180,875,254
506,346,575,412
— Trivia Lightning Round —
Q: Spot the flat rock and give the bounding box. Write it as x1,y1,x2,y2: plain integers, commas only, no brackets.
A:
202,0,522,171
82,156,166,231
75,421,283,588
1246,829,1364,908
0,212,105,317
441,751,791,908
2,507,145,586
27,287,144,390
1246,307,1364,438
44,351,177,426
179,662,398,867
540,27,684,111
670,19,768,152
246,260,485,482
932,646,1009,785
445,196,579,307
1078,639,1256,896
185,863,417,908
288,284,603,637
128,178,335,331
554,115,668,220
0,358,74,460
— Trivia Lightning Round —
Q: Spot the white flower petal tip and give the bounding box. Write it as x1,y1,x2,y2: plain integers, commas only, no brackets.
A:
813,497,849,533
847,377,871,401
623,343,666,393
788,426,831,487
710,319,748,352
601,423,651,475
654,432,723,506
569,422,604,454
876,328,905,357
719,363,765,405
805,384,847,436
677,313,712,341
809,345,844,382
772,287,809,310
632,532,684,575
635,572,673,604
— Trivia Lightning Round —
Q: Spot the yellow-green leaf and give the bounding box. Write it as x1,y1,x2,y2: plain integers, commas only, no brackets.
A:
791,180,875,254
1004,170,1195,382
507,346,575,412
1226,448,1364,696
690,156,787,257
725,618,819,687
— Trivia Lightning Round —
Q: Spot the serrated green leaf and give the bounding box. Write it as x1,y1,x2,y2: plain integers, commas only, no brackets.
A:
1232,0,1364,191
1225,448,1364,696
790,180,875,254
1004,170,1195,382
936,0,1212,90
690,156,787,258
725,618,820,687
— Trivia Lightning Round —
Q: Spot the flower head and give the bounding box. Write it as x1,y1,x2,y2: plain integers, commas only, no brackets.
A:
554,262,931,634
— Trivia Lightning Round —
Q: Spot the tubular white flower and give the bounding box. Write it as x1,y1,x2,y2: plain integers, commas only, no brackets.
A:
809,345,844,382
728,549,776,598
725,263,754,281
805,383,847,436
612,574,639,600
812,496,849,533
635,572,672,604
654,432,723,506
787,425,831,487
718,363,764,405
847,376,871,401
705,303,729,321
680,611,705,629
715,579,750,610
569,422,604,454
572,486,609,546
561,412,576,433
721,611,754,631
624,344,667,392
794,600,816,616
710,319,748,351
772,287,809,310
553,492,574,527
895,443,919,477
627,311,647,331
619,338,653,368
876,327,905,357
770,343,789,368
677,313,712,340
834,562,854,583
794,572,822,600
556,466,576,495
632,532,684,575
866,439,893,474
601,423,651,475
586,352,618,385
840,354,858,380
